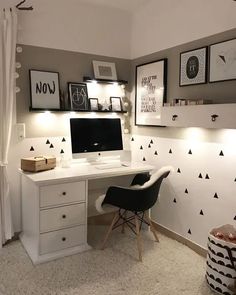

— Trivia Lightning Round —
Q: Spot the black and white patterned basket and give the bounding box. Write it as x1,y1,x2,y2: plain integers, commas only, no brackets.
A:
206,234,236,295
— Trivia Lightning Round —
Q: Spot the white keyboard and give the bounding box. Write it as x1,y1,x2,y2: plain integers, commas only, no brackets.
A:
94,162,123,170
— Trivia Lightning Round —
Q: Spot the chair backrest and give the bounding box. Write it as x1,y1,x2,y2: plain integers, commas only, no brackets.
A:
130,166,173,211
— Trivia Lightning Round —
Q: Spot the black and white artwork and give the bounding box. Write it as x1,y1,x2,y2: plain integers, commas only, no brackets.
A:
92,61,117,80
110,97,122,111
29,70,60,110
89,98,99,111
68,82,89,110
180,47,207,86
209,38,236,82
135,59,167,126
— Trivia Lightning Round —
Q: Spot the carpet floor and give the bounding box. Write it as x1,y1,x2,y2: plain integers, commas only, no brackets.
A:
0,226,214,295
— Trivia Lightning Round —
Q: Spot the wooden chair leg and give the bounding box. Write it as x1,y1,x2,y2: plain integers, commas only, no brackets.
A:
101,211,119,250
134,214,142,262
144,211,159,242
121,210,127,234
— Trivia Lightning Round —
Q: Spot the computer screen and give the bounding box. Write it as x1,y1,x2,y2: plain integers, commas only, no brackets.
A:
70,118,123,156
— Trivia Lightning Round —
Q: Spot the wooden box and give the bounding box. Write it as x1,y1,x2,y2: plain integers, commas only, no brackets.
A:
21,156,56,172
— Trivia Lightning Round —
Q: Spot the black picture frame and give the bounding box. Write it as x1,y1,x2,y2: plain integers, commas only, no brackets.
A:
209,38,236,83
179,46,208,87
29,69,61,110
110,96,122,111
89,98,99,111
68,82,89,111
135,58,167,127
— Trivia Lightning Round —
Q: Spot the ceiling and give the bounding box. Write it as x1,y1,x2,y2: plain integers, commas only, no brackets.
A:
80,0,150,13
0,0,150,13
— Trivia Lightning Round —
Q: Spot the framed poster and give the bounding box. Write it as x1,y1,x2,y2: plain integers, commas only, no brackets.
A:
68,82,89,110
29,70,60,110
209,38,236,83
135,59,167,126
92,60,117,80
89,98,99,111
179,47,207,86
110,97,122,111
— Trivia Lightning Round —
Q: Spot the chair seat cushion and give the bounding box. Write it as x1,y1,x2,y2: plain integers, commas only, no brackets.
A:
95,194,119,214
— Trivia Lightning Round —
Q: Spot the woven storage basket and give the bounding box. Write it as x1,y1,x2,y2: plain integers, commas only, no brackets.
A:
206,233,236,295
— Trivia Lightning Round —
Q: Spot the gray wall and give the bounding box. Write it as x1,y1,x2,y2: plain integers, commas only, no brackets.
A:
16,45,131,137
16,28,236,139
130,28,236,141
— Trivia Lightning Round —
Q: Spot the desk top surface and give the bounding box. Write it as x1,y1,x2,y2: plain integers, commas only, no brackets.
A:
21,162,154,186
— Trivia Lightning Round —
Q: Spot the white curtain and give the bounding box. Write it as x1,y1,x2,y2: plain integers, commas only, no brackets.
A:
0,8,18,248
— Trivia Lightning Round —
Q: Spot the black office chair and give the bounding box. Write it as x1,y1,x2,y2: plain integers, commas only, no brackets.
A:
95,166,174,261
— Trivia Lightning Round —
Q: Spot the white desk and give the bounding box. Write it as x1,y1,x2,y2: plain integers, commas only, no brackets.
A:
20,162,153,264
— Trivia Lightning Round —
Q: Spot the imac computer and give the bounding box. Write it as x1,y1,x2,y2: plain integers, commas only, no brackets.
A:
70,118,125,167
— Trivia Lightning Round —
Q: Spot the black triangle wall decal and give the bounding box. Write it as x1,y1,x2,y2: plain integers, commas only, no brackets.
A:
219,150,224,156
148,144,151,148
60,149,64,154
169,149,172,154
173,198,177,203
185,188,188,194
50,144,54,148
188,149,192,155
142,157,146,161
154,151,158,155
150,140,153,144
214,193,218,199
234,215,236,221
62,137,66,142
131,137,134,141
140,146,143,150
30,146,34,151
205,174,210,179
200,210,204,215
177,168,181,173
46,139,50,144
198,173,203,178
234,178,236,182
188,229,192,234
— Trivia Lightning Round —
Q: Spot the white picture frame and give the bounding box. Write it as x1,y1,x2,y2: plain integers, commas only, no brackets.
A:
29,70,60,110
209,38,236,83
92,60,117,80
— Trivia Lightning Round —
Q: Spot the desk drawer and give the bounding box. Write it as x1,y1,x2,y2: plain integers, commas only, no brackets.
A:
39,225,86,255
40,181,86,207
40,203,86,233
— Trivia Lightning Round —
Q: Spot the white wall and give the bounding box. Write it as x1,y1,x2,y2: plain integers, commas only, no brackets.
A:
131,132,236,249
17,0,132,59
131,0,236,58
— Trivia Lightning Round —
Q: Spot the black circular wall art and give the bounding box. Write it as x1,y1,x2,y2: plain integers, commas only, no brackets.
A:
180,47,207,86
186,56,199,79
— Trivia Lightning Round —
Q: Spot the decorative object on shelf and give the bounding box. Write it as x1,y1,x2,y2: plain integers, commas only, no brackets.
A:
92,61,117,80
29,70,60,110
101,100,110,111
68,82,89,110
209,38,236,83
179,47,208,86
135,59,167,126
110,96,122,112
89,98,99,111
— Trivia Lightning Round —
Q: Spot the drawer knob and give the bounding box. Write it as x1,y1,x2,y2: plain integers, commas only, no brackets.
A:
62,214,66,219
62,237,66,242
211,114,218,122
172,114,178,121
62,192,67,196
